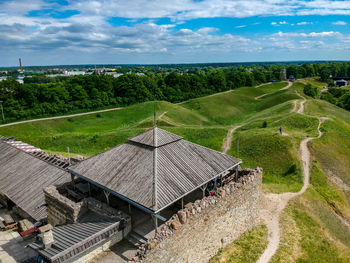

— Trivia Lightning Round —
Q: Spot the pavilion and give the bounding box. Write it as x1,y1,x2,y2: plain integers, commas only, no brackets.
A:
68,127,241,224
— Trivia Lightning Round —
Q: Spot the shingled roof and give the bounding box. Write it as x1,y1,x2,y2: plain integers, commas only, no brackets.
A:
69,127,241,213
0,141,70,221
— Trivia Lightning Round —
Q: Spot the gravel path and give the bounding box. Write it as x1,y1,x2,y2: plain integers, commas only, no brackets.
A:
257,117,328,263
0,107,123,128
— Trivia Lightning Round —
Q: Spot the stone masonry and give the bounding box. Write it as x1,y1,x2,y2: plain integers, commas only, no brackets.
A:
134,168,262,263
44,186,87,226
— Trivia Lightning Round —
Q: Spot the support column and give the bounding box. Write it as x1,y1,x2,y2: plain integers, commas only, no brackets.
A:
200,184,208,198
152,214,158,235
128,203,131,214
103,190,111,205
181,198,184,210
88,182,91,196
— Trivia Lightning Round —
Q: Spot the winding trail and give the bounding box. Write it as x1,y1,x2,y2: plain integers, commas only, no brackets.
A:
257,117,329,263
0,107,123,128
295,91,307,114
255,81,292,100
222,125,242,154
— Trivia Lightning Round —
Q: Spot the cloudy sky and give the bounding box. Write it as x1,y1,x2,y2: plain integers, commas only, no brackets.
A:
1,0,350,66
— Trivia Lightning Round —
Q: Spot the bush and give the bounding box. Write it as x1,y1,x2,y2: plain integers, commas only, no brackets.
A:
262,121,267,128
304,84,320,98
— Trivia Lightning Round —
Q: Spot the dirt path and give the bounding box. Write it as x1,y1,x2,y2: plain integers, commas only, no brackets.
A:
257,117,328,263
158,111,167,120
280,81,293,90
295,91,307,114
222,125,242,154
176,89,234,105
255,81,292,100
0,107,123,128
255,82,272,88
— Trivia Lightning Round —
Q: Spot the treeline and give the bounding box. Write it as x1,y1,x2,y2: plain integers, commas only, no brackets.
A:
1,62,350,121
321,88,350,111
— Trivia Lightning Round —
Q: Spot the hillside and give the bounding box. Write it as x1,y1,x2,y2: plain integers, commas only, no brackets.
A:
1,80,349,262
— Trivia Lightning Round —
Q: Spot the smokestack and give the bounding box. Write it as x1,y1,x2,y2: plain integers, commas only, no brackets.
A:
19,58,22,71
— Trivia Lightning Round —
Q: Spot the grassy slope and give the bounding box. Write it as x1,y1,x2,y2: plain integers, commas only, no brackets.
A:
1,79,350,262
209,225,268,263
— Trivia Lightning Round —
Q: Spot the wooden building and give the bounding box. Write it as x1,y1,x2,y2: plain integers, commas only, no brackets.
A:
0,141,70,221
69,127,241,222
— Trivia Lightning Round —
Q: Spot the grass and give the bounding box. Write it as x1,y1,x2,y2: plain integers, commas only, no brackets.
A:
1,78,350,261
257,82,288,93
272,188,350,263
209,225,268,263
230,128,303,193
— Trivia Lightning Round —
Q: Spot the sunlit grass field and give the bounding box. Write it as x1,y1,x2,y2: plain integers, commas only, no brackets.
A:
1,79,350,262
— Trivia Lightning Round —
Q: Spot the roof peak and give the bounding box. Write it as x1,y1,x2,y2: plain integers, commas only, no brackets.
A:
129,127,182,147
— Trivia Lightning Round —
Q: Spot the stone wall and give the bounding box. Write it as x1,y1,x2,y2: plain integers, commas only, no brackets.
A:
44,186,86,226
137,168,262,263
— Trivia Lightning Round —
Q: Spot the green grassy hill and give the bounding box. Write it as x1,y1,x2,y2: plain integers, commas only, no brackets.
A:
1,80,349,262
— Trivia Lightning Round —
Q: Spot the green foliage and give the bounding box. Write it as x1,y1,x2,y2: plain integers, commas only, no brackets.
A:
303,84,320,98
262,121,267,128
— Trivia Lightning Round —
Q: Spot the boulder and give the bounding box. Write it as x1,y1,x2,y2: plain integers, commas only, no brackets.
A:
177,211,186,224
171,220,182,230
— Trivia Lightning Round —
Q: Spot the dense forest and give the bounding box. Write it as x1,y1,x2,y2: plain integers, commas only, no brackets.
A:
1,62,350,121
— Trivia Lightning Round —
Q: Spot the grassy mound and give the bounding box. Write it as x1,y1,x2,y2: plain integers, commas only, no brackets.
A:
209,225,268,263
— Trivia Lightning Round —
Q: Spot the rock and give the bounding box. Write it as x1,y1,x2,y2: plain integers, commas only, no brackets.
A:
196,206,201,213
177,211,186,224
184,202,192,208
148,241,157,250
220,190,226,198
204,216,209,221
171,220,182,230
38,224,53,233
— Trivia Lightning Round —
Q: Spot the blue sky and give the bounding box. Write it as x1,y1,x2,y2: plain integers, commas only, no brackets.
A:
0,0,349,66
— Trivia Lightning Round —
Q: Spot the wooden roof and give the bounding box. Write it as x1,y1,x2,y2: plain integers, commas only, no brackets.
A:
29,211,122,263
70,127,240,212
129,127,182,147
0,142,70,221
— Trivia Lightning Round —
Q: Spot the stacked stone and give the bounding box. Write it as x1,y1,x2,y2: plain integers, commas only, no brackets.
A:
130,168,262,263
44,186,85,226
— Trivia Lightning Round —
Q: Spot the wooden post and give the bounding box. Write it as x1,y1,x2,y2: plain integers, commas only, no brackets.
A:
70,174,75,189
181,198,184,210
88,182,91,196
152,214,158,235
128,203,131,214
200,184,207,198
103,190,110,205
235,166,238,181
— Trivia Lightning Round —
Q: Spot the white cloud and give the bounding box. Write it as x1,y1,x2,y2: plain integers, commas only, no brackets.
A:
271,22,277,25
333,21,347,25
297,22,313,25
279,21,287,24
235,25,246,28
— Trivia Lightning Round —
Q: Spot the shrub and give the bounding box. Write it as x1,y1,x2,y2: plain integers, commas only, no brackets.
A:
304,84,320,98
262,121,267,128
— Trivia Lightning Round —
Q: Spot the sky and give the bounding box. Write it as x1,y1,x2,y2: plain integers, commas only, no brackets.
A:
0,0,350,66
